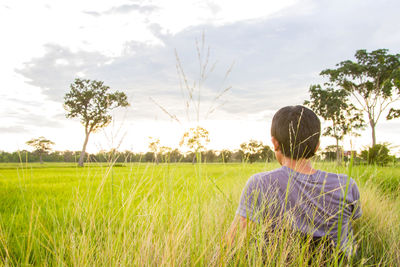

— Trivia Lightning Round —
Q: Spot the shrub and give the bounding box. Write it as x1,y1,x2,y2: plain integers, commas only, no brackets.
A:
360,144,395,166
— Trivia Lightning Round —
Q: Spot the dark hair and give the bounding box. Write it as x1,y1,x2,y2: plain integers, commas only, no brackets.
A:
271,105,320,159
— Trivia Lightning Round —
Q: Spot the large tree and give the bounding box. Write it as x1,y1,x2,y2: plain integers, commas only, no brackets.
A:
179,126,210,164
239,140,270,163
304,84,364,163
64,78,129,167
26,136,55,164
320,49,400,146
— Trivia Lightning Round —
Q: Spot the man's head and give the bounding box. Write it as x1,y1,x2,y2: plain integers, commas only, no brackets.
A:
271,105,320,160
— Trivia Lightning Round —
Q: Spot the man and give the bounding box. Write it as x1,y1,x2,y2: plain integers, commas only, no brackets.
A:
229,105,362,261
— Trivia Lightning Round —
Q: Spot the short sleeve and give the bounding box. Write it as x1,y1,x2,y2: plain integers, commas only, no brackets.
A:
236,175,264,222
349,179,362,220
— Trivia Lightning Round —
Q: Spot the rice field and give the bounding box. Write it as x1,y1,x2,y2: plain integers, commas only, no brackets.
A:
0,161,399,266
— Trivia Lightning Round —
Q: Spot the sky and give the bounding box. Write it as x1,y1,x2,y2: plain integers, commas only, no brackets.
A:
1,0,400,154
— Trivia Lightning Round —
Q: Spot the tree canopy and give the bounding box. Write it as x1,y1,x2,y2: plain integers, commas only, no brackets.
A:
360,143,395,166
64,78,129,166
179,126,210,163
148,137,161,164
304,84,364,163
320,49,400,146
26,136,55,164
239,140,274,163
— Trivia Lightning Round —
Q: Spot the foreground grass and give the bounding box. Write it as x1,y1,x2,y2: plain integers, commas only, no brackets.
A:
0,162,399,266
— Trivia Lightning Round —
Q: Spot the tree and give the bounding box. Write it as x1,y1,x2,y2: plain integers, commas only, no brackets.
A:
320,49,400,146
203,150,217,163
179,126,210,163
304,84,365,163
219,149,232,163
148,137,160,164
260,145,275,162
360,143,395,166
159,146,172,163
169,149,182,163
64,78,129,167
240,140,265,163
26,136,55,164
322,145,343,161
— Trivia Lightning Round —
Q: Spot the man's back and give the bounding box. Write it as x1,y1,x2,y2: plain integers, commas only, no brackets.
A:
236,166,362,252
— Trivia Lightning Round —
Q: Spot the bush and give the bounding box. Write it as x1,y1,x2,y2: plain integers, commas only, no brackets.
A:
360,144,395,166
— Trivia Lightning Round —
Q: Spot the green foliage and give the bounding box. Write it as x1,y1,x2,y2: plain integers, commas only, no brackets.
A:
26,136,54,154
304,84,365,163
64,78,129,132
64,78,129,166
26,137,55,164
360,144,396,165
387,107,400,120
0,149,253,163
320,49,400,146
179,126,210,153
218,149,232,163
322,145,343,161
240,140,274,163
304,85,365,141
148,137,161,164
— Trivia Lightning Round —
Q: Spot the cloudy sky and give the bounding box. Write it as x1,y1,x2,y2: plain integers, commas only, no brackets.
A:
1,0,400,154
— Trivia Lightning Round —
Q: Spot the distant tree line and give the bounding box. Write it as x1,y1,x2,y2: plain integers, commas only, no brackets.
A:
1,143,397,166
0,146,274,164
0,150,81,163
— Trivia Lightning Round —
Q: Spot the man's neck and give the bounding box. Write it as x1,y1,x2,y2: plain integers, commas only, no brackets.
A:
281,157,316,175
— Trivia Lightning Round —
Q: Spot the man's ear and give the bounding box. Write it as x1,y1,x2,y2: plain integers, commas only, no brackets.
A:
315,141,320,153
271,136,280,151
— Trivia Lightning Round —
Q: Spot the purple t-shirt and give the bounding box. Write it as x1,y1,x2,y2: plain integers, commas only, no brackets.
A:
236,166,362,251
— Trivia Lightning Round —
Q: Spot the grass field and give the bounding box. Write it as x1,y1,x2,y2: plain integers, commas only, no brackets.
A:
0,161,399,266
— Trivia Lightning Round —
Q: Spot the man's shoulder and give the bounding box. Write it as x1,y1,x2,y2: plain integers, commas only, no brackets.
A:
252,167,286,179
317,169,356,185
316,170,360,197
246,167,286,188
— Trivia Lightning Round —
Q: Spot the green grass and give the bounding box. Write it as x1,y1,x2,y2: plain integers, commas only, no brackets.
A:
0,162,399,266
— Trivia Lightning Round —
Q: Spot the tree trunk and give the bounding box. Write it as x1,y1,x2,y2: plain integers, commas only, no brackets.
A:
39,154,43,164
78,132,90,167
370,120,376,147
335,138,341,165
